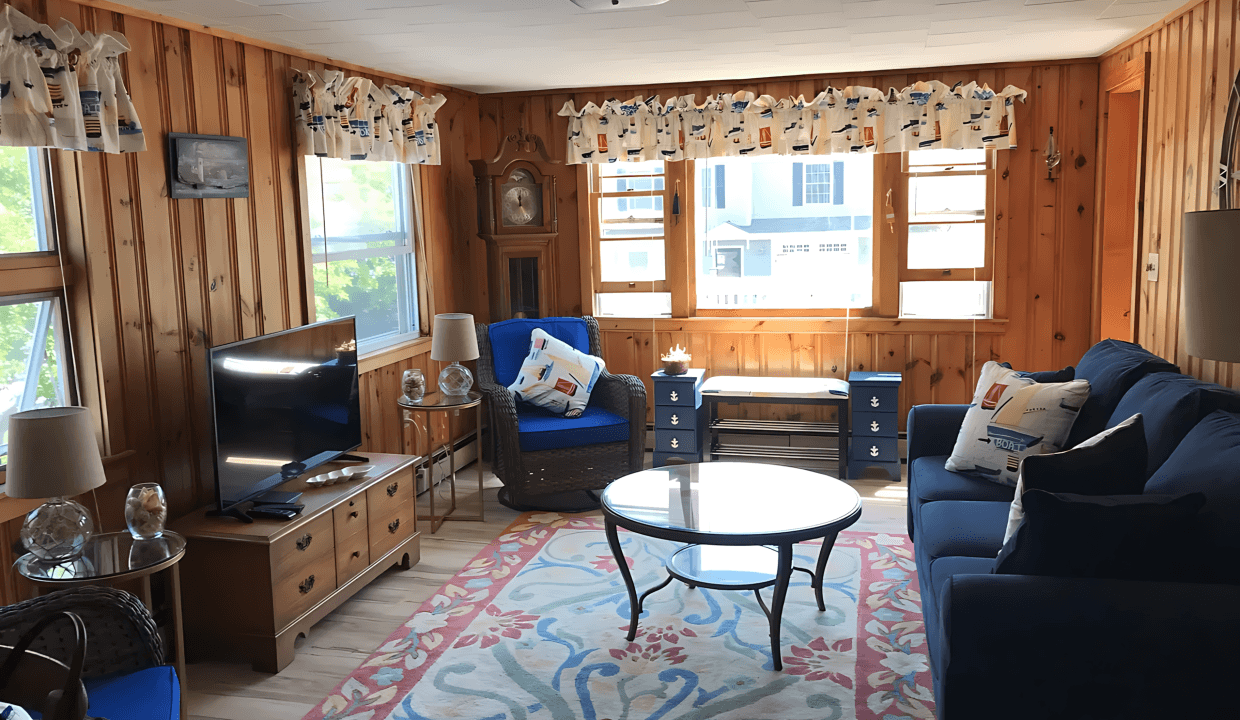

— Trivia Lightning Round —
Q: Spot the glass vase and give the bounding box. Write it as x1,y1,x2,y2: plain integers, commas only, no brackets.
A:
125,483,167,540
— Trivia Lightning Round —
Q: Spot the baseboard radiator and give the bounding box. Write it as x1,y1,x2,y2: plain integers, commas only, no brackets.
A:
414,429,480,495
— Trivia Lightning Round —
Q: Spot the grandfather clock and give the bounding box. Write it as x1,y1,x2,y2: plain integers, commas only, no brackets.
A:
472,128,558,321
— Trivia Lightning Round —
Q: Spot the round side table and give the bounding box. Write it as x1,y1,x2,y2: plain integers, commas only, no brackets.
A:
398,390,484,533
16,530,188,716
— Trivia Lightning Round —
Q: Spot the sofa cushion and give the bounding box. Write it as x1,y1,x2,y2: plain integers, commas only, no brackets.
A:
994,490,1205,581
1068,339,1178,447
909,455,1016,538
919,501,1012,561
1106,372,1240,478
945,361,1090,487
85,665,179,720
489,317,591,387
517,405,629,452
1004,413,1147,543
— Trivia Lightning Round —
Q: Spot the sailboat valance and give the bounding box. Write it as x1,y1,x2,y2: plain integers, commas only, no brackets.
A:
292,70,446,165
0,5,145,153
558,81,1027,165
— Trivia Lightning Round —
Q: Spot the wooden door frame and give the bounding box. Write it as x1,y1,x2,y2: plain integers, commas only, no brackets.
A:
1092,52,1151,343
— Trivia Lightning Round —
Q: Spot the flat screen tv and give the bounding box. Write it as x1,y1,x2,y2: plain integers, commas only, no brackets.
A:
208,317,362,514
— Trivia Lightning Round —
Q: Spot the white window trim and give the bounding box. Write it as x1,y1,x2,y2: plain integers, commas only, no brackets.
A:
0,291,74,460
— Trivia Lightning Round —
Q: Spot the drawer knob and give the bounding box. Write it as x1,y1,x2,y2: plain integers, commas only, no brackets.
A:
870,420,880,433
870,445,880,457
350,511,359,519
387,482,399,497
669,390,679,402
388,518,401,534
670,438,679,449
670,414,679,425
296,534,312,551
299,575,315,594
870,396,880,408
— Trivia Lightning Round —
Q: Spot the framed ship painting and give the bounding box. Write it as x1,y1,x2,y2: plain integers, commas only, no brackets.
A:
167,133,250,199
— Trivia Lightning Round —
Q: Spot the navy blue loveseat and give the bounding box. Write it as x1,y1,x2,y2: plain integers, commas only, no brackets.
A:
908,340,1240,719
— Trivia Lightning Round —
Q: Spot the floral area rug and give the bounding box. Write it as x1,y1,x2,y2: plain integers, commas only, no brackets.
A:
306,513,935,720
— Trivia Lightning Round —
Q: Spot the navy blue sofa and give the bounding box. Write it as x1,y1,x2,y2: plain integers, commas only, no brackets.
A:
908,340,1240,719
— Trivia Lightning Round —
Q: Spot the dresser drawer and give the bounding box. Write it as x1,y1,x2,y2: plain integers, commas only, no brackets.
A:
336,529,370,585
367,472,413,519
273,550,336,628
369,499,416,560
851,437,899,464
655,406,697,430
854,387,899,414
270,513,333,579
654,429,698,454
333,495,368,541
852,411,898,439
654,382,698,408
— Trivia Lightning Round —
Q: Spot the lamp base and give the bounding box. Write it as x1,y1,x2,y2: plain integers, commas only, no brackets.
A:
438,361,474,396
21,497,94,562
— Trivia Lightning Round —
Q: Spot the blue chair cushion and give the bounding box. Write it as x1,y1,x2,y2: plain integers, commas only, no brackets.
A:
85,666,179,720
909,456,1015,536
1068,339,1178,448
1106,372,1240,478
918,500,1011,562
517,405,629,452
489,318,591,388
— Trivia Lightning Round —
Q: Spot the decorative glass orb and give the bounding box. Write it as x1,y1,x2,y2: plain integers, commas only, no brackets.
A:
21,497,94,562
438,361,474,396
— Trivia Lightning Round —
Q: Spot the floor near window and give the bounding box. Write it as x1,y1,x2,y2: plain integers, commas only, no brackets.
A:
184,456,910,720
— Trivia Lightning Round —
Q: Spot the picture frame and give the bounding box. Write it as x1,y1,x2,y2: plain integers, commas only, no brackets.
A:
167,133,250,199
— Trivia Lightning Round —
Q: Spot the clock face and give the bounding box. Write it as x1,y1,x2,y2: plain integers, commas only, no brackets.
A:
501,184,542,227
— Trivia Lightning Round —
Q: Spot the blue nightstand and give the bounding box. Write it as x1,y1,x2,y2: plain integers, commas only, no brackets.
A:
651,369,707,467
848,371,903,479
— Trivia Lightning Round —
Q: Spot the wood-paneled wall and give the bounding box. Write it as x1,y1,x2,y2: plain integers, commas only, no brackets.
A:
1100,0,1240,388
0,0,479,535
477,61,1100,424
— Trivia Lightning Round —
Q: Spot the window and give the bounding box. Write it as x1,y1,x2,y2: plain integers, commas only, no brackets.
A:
898,149,994,319
0,147,53,256
696,154,873,310
305,157,421,350
589,160,671,316
700,165,725,209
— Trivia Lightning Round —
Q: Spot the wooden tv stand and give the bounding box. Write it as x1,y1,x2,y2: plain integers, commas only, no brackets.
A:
173,453,420,673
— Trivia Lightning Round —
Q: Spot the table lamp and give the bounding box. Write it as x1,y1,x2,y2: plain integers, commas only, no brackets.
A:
1183,209,1240,362
5,406,107,562
430,313,480,396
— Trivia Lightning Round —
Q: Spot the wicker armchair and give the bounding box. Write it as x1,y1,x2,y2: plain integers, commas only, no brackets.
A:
476,316,646,510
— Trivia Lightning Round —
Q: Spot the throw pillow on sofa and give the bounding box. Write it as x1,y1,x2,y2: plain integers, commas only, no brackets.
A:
998,362,1076,384
993,489,1205,580
945,361,1091,487
508,328,605,418
1002,413,1147,543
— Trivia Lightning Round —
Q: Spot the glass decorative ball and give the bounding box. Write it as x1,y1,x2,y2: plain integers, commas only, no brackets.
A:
21,498,94,562
438,362,474,396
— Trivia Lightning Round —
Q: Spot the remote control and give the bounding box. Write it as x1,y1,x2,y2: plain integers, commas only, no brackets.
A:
249,507,299,521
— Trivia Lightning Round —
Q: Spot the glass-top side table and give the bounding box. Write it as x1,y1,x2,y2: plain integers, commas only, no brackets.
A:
398,390,484,533
15,530,188,717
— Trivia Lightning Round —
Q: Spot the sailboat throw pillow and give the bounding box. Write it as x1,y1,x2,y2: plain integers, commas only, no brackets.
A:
508,328,606,418
945,361,1091,486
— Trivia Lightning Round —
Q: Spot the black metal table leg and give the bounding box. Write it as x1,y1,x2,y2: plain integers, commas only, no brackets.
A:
812,531,840,611
606,519,641,642
768,544,794,671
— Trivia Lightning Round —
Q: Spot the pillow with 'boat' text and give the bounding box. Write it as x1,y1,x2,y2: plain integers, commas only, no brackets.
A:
945,361,1091,487
508,327,605,418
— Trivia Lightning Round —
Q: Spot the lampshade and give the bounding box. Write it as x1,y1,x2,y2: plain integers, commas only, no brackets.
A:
430,313,480,362
4,406,107,499
1183,209,1240,363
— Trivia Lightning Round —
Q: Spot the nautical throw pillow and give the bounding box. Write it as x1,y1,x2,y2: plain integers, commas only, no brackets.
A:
1002,413,1147,544
945,361,1091,487
508,328,605,418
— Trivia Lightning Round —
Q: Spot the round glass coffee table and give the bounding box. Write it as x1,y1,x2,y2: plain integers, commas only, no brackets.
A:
600,462,862,671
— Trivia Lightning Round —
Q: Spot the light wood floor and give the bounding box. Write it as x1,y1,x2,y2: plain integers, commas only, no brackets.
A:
185,458,909,720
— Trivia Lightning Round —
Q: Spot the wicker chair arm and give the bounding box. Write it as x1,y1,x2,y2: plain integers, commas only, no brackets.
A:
477,379,523,481
592,370,648,472
0,586,164,679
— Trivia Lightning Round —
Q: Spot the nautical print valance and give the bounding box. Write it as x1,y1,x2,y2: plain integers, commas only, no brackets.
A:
292,70,446,165
0,6,145,153
558,81,1027,165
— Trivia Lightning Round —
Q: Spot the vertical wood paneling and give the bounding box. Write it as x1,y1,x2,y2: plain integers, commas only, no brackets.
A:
1101,0,1240,390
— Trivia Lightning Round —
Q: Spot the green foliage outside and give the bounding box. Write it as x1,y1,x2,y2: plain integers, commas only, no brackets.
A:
0,146,65,460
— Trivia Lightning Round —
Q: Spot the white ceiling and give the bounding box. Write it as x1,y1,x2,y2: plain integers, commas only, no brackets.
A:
111,0,1180,93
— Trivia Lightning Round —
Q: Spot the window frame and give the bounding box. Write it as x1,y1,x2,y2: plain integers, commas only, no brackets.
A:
897,150,996,284
585,162,676,311
802,162,833,205
303,157,428,354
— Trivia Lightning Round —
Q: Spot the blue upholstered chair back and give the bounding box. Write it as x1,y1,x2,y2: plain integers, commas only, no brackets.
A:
487,317,591,388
